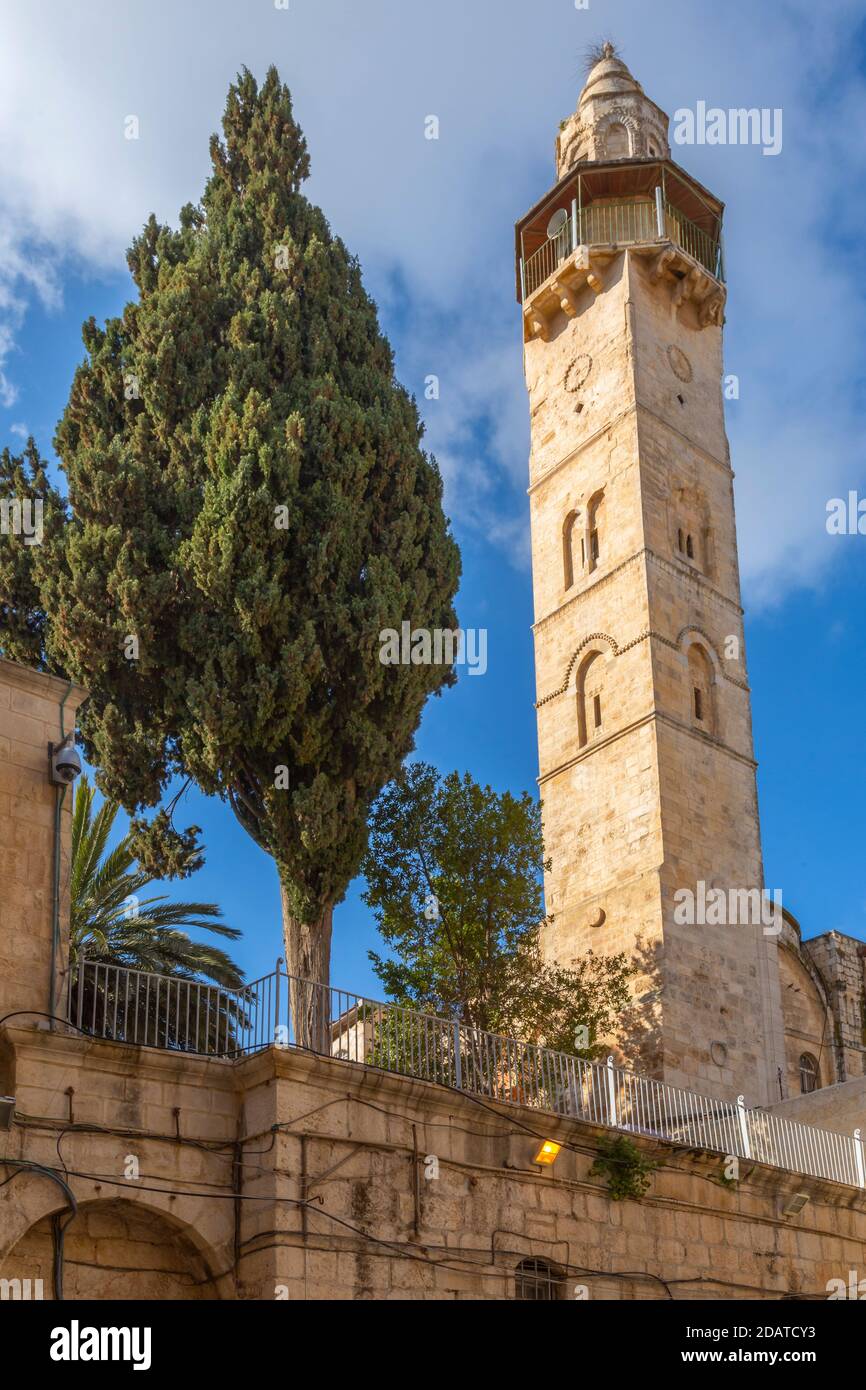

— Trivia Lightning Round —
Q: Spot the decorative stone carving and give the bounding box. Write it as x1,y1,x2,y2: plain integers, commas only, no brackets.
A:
564,354,593,393
650,247,677,282
593,108,640,159
551,279,579,318
672,265,702,308
666,345,693,383
555,49,671,177
698,293,725,328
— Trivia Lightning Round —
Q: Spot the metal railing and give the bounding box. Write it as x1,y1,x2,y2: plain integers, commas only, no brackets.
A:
522,219,575,298
662,197,722,278
522,196,722,301
66,960,865,1190
582,198,659,252
67,958,282,1057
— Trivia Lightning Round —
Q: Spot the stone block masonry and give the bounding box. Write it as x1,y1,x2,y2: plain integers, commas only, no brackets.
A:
2,1033,864,1300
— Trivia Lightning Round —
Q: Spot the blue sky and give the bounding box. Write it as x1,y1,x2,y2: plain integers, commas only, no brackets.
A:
2,0,865,994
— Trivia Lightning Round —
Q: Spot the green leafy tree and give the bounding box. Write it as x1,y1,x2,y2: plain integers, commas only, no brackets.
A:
361,763,633,1057
0,438,66,669
39,67,460,1040
70,775,245,1051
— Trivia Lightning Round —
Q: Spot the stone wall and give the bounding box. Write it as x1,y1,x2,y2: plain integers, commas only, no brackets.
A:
767,1078,866,1138
528,248,785,1105
2,1023,865,1301
804,932,866,1083
0,657,87,1026
777,928,834,1096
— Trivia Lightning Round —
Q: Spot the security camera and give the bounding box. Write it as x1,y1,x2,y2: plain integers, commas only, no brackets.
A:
49,736,82,786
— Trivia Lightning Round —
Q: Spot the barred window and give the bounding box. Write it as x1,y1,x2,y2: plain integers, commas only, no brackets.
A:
514,1258,565,1301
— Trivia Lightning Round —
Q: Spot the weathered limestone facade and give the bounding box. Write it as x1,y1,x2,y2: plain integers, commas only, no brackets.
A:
0,658,87,1025
0,505,864,1303
519,54,786,1104
4,1024,866,1301
775,911,866,1099
2,58,866,1300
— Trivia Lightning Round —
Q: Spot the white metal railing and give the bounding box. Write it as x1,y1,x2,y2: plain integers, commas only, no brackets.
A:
66,960,865,1190
67,958,281,1056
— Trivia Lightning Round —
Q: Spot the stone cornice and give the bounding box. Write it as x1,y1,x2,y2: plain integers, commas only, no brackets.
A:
535,624,750,709
532,545,744,640
526,395,732,501
527,402,636,497
538,707,758,786
633,398,734,479
0,656,88,709
646,547,743,615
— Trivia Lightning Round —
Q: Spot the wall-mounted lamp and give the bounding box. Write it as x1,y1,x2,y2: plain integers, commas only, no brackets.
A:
0,1096,16,1131
533,1140,561,1166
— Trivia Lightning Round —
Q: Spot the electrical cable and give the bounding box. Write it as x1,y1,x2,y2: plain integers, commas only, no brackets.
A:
4,1043,854,1301
0,1158,78,1299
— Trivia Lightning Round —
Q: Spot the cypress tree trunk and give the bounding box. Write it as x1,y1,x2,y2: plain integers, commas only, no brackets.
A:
280,886,333,1052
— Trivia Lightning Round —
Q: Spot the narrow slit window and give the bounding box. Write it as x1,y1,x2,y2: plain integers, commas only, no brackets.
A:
677,528,684,552
590,529,599,562
686,534,694,559
593,694,602,729
694,687,703,722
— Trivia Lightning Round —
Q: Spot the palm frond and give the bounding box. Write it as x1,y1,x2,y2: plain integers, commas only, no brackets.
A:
70,777,243,990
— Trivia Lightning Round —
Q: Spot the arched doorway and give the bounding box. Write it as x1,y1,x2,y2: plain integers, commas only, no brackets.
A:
0,1198,221,1300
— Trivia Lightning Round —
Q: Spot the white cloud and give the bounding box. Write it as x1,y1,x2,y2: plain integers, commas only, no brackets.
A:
0,0,864,603
0,218,63,406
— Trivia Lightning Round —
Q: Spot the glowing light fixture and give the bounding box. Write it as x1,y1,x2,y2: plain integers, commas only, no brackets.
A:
533,1140,561,1166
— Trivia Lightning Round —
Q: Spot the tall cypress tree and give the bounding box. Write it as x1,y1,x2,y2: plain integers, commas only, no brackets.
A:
43,68,461,1037
0,439,66,668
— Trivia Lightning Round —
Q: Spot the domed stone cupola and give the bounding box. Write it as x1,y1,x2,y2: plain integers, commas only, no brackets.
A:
556,43,671,177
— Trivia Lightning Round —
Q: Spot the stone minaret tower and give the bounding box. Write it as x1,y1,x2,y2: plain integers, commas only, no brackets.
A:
517,46,785,1104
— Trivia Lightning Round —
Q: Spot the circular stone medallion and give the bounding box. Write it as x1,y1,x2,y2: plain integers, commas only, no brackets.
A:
667,345,693,383
564,354,592,393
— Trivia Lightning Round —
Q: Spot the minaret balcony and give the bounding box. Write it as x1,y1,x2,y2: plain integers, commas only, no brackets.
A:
516,159,726,341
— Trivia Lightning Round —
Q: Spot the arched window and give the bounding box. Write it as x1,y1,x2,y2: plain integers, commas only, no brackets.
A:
577,649,607,748
514,1258,565,1301
562,510,579,590
605,122,630,159
686,534,694,560
586,490,605,574
687,644,714,735
799,1053,820,1094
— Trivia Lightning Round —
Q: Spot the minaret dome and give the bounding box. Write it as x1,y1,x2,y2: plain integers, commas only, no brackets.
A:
556,43,671,177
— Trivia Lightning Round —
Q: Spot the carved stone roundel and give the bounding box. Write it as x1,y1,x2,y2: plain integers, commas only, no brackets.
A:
667,345,693,383
564,354,592,393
